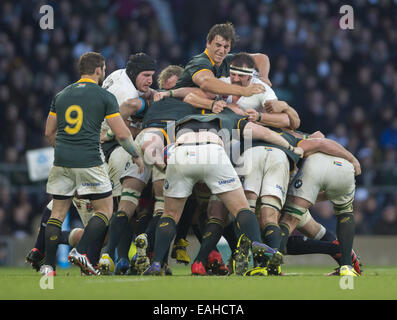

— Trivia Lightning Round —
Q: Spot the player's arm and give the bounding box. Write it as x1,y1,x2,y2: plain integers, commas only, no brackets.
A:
106,114,144,173
154,87,208,101
140,88,157,101
243,122,304,158
246,108,290,128
45,112,57,147
193,70,265,97
299,138,361,175
119,98,146,121
264,100,301,129
249,53,271,87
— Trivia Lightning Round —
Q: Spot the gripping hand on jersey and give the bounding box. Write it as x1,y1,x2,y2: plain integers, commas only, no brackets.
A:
245,108,260,122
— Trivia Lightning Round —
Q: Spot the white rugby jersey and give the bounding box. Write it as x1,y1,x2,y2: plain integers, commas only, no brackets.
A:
219,77,278,111
102,69,144,105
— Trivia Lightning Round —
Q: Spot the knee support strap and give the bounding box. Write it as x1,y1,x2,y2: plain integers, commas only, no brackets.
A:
120,188,141,206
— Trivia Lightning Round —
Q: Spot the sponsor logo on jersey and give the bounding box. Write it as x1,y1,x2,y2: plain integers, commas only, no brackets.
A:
294,179,303,189
333,161,343,166
82,182,101,187
218,178,236,185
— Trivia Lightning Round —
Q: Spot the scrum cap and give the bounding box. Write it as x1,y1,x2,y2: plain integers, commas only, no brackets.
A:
126,53,156,86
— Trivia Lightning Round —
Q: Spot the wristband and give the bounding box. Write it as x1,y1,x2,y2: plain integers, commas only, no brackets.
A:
169,90,173,98
288,145,295,152
137,98,146,115
210,100,216,111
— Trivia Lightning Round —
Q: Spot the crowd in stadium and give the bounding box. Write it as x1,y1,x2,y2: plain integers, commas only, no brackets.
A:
0,0,396,239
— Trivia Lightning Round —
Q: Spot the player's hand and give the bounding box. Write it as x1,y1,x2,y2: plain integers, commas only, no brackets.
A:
211,100,226,113
153,91,169,102
293,146,304,158
352,157,361,176
245,108,259,122
309,131,325,139
242,83,265,97
100,129,113,143
132,156,145,174
264,100,287,113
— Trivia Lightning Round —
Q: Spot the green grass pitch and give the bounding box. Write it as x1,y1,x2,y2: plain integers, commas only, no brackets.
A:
1,265,396,300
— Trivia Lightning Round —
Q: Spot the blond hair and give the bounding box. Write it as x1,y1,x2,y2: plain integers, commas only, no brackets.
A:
157,65,184,89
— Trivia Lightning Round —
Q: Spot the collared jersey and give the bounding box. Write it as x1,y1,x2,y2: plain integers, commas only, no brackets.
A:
50,78,119,168
174,50,234,88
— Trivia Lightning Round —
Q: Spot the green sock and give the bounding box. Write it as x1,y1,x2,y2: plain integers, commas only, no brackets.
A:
279,223,290,254
336,212,355,266
236,209,262,243
262,223,282,251
44,218,63,269
195,218,224,263
152,216,176,264
105,211,128,261
77,212,109,255
117,221,134,260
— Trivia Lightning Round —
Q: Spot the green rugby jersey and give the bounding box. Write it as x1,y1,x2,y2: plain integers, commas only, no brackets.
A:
174,50,234,88
175,108,248,139
244,128,303,171
50,78,120,168
142,98,202,130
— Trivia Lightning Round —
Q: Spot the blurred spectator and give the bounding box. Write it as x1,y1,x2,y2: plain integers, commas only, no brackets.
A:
380,117,397,149
373,205,397,235
0,0,396,235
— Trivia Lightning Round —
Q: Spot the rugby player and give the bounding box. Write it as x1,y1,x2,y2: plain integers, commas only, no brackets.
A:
278,150,361,277
170,22,269,98
98,53,157,274
40,52,143,276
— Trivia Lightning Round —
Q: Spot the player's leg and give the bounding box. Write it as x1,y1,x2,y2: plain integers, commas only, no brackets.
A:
143,196,188,275
43,196,72,273
192,197,228,275
67,165,113,275
139,178,164,253
259,196,283,251
279,195,312,253
105,177,146,262
171,196,197,265
143,144,195,275
26,203,52,271
68,193,112,275
43,166,76,275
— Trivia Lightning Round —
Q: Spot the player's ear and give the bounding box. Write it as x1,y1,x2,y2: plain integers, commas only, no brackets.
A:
95,65,103,77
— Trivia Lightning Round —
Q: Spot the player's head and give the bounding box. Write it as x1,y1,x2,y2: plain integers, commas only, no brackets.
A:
157,65,184,90
206,22,236,66
78,52,106,85
126,53,156,92
229,52,255,87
